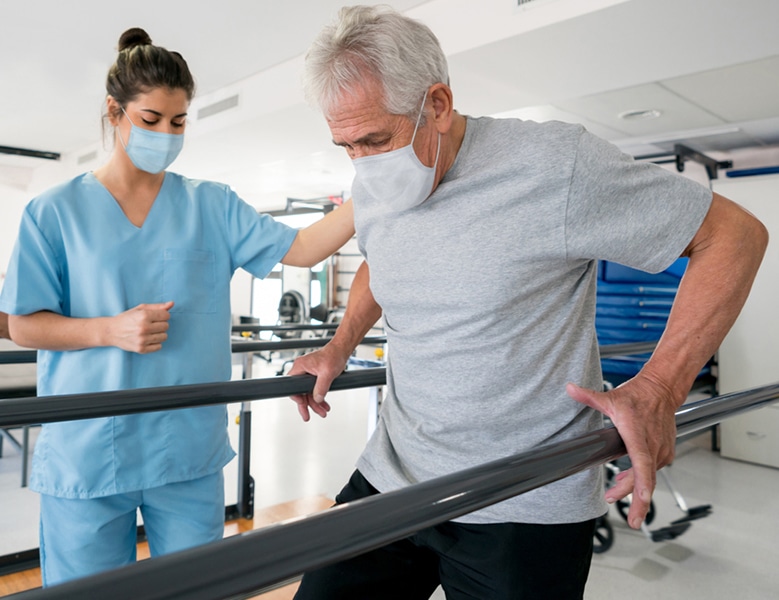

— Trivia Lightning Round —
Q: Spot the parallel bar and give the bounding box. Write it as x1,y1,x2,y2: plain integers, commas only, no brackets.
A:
0,386,36,399
0,369,387,427
0,341,655,365
674,383,779,435
599,341,657,358
14,382,779,600
231,336,385,353
0,350,37,365
231,324,339,333
0,336,385,364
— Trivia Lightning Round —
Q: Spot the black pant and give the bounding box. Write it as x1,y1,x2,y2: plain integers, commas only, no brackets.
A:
294,471,596,600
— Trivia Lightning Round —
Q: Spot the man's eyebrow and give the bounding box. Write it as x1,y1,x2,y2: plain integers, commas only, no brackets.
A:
332,131,390,147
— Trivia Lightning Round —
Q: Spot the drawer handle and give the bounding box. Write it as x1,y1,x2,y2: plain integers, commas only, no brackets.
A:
746,431,767,441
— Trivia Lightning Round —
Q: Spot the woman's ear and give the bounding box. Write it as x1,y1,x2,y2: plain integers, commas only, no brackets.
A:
105,96,122,127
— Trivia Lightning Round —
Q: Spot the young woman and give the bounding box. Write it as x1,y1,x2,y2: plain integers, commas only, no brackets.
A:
0,28,354,586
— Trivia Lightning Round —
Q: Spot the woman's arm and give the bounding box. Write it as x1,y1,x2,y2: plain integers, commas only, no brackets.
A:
8,302,174,354
281,200,354,267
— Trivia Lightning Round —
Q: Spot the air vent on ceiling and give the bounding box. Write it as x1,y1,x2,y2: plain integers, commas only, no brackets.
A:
197,94,240,120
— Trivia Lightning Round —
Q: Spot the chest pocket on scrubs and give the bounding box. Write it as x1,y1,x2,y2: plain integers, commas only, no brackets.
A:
162,248,216,314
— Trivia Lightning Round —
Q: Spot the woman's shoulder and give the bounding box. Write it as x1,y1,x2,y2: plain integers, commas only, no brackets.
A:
166,172,232,197
26,173,95,216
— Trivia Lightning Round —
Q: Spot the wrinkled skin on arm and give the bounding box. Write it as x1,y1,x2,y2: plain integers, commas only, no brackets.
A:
568,192,768,528
288,261,382,421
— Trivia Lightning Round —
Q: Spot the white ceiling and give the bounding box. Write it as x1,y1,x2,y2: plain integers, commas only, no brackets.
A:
2,0,779,211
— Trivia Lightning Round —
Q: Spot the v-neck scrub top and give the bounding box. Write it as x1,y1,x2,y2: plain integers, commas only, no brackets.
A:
0,172,298,498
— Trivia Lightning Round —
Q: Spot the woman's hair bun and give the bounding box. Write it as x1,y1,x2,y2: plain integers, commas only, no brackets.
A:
118,27,153,52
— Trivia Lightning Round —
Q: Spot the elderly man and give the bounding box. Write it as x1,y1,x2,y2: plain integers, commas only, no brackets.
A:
289,5,767,599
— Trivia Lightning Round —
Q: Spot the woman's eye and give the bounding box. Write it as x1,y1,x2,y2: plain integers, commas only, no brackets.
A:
172,121,185,128
141,118,159,126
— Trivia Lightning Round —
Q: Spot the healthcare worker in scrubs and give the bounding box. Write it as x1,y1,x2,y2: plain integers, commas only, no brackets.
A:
0,27,354,586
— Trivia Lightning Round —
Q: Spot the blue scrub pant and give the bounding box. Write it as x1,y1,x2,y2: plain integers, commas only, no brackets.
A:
39,471,225,587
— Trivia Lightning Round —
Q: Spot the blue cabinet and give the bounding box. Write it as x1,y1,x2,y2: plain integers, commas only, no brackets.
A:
596,258,707,383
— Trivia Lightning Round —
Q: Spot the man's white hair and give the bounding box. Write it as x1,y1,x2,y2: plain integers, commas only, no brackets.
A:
303,4,449,120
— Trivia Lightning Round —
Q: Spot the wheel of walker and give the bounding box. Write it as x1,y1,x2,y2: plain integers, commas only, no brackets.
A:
616,498,656,525
592,516,614,554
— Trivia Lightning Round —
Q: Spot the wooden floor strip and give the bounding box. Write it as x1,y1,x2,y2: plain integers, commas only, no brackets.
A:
0,495,334,598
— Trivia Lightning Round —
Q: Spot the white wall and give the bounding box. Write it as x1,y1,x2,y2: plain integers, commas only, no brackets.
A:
0,183,31,292
0,146,108,295
713,172,779,467
714,172,779,393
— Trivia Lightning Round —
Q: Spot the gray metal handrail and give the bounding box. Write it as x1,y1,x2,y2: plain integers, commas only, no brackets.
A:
0,340,658,365
10,382,779,600
0,350,37,365
0,336,387,365
0,369,386,428
231,323,340,333
599,341,657,357
231,335,385,353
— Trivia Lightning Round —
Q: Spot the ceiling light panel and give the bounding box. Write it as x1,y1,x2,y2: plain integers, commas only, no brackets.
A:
661,55,779,123
555,83,726,136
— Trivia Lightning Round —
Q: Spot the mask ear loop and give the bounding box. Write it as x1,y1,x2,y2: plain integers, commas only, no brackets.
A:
116,106,133,151
410,90,441,168
409,90,429,146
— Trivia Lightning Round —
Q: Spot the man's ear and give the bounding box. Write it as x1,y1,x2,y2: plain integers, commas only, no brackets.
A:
429,83,455,134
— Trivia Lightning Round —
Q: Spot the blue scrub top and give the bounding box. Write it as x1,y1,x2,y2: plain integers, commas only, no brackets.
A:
0,172,298,498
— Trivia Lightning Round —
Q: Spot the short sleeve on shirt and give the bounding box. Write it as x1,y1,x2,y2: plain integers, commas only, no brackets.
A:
0,204,65,316
221,187,298,279
564,130,712,273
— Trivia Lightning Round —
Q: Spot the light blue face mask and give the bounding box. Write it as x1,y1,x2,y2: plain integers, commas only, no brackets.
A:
351,91,441,212
119,108,184,174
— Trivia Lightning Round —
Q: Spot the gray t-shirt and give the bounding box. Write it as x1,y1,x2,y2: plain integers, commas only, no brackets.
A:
352,116,712,524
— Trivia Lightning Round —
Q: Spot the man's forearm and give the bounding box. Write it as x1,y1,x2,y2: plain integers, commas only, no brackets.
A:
641,192,768,402
328,260,383,359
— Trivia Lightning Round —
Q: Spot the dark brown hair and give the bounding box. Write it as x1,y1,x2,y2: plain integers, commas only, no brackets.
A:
105,27,195,119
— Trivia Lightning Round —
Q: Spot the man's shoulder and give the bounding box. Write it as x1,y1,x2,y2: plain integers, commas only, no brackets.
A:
467,116,585,160
471,114,584,136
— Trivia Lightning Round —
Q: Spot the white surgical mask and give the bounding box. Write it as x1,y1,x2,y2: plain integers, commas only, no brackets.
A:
118,108,184,174
351,92,441,212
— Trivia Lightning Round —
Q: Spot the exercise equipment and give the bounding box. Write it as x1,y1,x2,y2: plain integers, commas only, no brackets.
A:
271,290,344,374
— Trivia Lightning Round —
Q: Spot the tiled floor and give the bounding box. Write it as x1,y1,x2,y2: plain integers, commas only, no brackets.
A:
1,355,778,599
